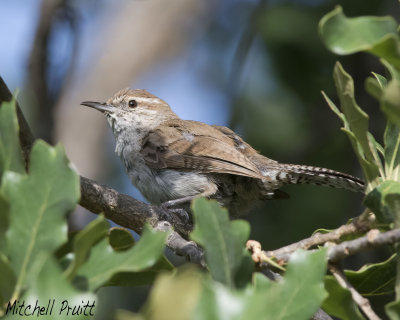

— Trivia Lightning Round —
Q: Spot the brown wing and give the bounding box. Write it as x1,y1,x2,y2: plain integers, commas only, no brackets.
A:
141,120,263,179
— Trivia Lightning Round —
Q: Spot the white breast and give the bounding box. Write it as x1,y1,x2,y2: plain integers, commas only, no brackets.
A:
125,156,211,204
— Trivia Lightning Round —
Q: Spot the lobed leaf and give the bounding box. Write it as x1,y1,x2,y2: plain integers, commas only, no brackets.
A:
319,6,400,69
64,215,109,281
143,268,203,320
322,276,365,320
105,256,174,287
109,227,136,251
77,225,168,290
190,197,252,288
23,256,96,320
345,254,396,296
322,63,380,185
132,249,327,320
248,249,328,320
196,249,328,320
0,253,16,307
1,141,80,298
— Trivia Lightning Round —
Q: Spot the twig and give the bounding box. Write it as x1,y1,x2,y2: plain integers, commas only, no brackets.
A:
0,76,203,264
250,228,400,265
264,217,371,262
327,228,400,262
329,264,381,320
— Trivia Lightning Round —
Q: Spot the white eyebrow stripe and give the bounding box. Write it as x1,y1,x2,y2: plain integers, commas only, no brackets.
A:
133,97,163,104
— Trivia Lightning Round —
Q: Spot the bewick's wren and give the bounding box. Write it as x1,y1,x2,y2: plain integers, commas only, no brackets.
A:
81,88,364,217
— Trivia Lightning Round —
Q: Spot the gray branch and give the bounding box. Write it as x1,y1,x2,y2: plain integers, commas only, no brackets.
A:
264,215,371,262
249,227,400,265
0,76,203,265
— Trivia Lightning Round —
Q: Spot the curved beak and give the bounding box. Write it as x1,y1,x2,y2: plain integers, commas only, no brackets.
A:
81,101,115,113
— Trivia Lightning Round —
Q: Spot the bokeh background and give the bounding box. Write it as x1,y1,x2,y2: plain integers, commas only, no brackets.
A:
1,0,397,317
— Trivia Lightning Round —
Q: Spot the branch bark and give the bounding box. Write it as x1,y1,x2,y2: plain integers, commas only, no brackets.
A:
249,228,400,265
0,76,203,264
264,216,371,262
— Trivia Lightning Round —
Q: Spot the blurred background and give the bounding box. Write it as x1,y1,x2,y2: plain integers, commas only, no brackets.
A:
1,0,397,317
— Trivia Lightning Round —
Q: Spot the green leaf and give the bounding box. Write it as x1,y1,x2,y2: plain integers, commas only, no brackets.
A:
322,63,380,184
0,99,24,180
77,225,168,290
143,267,202,320
196,249,327,320
109,227,135,251
322,276,365,320
249,249,328,320
386,299,400,320
372,72,388,88
382,59,400,81
322,91,379,185
1,141,80,299
22,256,96,320
64,215,109,281
0,195,10,247
319,6,400,69
115,310,144,320
365,72,387,101
382,80,400,128
105,257,174,287
384,121,400,180
0,253,16,307
345,254,396,296
364,180,400,224
365,77,384,100
333,62,373,160
190,197,252,288
134,250,326,320
0,99,25,243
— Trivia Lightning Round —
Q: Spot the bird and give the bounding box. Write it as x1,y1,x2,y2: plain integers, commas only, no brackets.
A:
81,88,364,218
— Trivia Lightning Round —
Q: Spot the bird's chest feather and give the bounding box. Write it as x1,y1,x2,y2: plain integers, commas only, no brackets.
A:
117,140,211,204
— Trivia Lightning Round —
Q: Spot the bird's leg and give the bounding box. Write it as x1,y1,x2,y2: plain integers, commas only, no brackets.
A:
160,196,198,224
161,195,198,209
161,187,217,223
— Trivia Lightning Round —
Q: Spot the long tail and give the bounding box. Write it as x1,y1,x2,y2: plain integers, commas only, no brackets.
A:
271,163,365,193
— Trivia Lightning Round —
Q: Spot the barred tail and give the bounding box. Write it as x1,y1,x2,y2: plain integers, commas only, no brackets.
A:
274,164,365,193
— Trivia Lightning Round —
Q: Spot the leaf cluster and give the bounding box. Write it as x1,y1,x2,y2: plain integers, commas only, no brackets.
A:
319,5,400,317
0,101,169,319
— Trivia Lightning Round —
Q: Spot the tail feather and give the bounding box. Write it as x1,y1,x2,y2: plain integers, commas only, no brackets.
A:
267,163,365,193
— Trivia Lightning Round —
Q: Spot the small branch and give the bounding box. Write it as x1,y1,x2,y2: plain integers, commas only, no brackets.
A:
328,228,400,263
265,217,371,262
0,76,203,264
329,264,381,320
250,229,400,265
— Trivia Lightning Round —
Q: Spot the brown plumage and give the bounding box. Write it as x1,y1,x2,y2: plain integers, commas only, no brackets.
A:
82,89,365,217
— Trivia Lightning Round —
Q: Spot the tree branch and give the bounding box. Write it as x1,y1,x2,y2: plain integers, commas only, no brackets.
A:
0,76,203,264
264,216,371,262
327,228,400,263
248,228,400,266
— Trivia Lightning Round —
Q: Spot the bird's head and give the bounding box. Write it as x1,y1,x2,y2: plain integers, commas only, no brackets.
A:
81,88,177,131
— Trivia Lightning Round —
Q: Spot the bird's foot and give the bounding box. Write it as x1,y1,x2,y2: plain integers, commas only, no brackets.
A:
160,200,192,225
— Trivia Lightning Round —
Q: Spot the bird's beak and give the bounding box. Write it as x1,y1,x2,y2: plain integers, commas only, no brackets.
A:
81,101,115,113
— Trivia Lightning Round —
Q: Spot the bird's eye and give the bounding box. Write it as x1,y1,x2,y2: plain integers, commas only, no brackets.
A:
128,99,137,108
